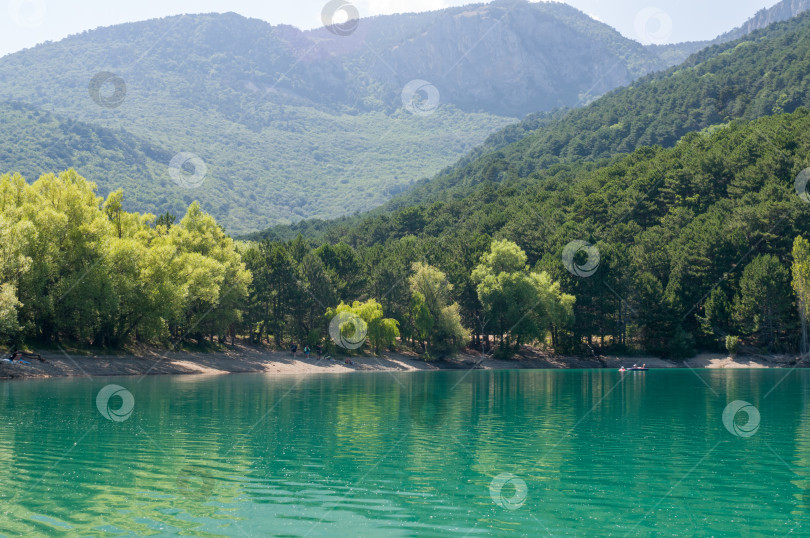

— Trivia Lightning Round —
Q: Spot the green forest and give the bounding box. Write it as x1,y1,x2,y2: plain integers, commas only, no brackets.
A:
4,109,810,359
256,10,810,243
0,170,249,347
0,1,698,236
252,109,810,359
388,10,810,209
4,9,810,360
0,169,572,359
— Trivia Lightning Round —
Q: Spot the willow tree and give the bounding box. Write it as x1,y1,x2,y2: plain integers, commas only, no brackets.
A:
0,195,31,345
326,299,399,354
408,262,467,357
0,170,251,347
167,202,251,343
472,239,574,357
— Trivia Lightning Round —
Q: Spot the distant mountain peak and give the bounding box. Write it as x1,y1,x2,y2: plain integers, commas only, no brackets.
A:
0,1,796,234
718,0,810,41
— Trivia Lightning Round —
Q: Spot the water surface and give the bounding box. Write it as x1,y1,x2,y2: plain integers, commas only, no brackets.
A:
0,368,808,535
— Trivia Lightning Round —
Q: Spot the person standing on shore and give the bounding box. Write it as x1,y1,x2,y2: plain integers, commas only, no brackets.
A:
291,343,297,357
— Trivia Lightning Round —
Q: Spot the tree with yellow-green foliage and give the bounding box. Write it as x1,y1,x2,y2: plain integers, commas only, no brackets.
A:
472,240,574,357
0,169,250,347
325,299,399,354
408,262,467,358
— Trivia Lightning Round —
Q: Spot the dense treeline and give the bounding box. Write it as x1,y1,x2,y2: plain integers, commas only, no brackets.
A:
0,170,250,347
0,170,578,359
263,110,810,357
237,237,572,359
5,112,810,359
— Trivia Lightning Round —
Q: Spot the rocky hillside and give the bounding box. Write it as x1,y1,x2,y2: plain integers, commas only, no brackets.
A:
303,0,688,117
718,0,810,41
0,1,698,233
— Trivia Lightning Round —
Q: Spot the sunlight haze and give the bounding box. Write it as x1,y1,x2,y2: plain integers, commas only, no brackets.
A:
2,0,777,58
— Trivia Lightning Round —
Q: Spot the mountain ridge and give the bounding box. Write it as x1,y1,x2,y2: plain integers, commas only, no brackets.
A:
248,8,810,242
0,0,801,234
372,7,810,213
716,0,810,41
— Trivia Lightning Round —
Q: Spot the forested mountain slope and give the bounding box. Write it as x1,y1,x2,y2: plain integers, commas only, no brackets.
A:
394,11,810,207
474,0,810,157
0,1,695,233
279,110,810,357
0,101,172,195
252,10,810,241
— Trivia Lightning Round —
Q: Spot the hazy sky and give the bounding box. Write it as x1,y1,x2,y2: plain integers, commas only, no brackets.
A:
2,0,779,58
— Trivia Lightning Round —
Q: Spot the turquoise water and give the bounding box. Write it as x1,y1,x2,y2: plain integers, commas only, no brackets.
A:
0,368,808,535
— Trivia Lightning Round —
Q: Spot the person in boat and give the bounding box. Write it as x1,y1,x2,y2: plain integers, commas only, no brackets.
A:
619,366,627,372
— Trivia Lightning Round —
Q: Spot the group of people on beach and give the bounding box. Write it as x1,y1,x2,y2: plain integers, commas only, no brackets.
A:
289,343,322,359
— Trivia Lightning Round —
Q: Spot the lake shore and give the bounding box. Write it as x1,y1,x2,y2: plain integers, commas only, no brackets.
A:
1,344,807,380
1,345,583,380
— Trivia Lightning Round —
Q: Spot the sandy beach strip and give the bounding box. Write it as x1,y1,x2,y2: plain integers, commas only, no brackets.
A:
0,345,804,380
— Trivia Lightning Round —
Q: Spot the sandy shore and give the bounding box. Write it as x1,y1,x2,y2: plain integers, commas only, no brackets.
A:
0,345,602,380
0,345,433,380
0,345,805,380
